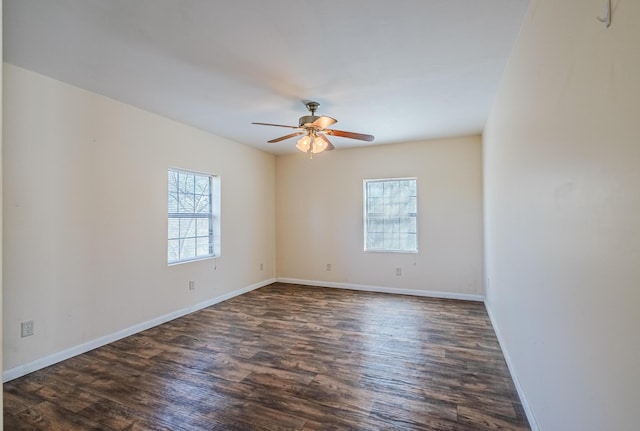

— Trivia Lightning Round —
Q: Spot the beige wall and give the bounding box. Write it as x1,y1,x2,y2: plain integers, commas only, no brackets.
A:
483,0,640,429
276,136,484,298
3,64,276,372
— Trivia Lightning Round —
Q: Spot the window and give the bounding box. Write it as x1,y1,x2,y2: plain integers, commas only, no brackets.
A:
168,168,220,264
364,178,417,252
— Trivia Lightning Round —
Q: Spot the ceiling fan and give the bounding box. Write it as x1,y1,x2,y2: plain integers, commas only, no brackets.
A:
252,101,374,155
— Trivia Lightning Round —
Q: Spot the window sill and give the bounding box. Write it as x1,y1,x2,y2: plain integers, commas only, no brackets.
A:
168,255,218,266
364,249,419,254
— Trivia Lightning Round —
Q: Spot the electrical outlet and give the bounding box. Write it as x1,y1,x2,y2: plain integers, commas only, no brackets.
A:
396,267,402,276
260,263,264,271
21,320,34,338
326,263,332,271
188,280,195,290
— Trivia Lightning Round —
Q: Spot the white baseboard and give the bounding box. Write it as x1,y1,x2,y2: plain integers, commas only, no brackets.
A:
276,277,484,302
485,303,539,431
3,278,276,383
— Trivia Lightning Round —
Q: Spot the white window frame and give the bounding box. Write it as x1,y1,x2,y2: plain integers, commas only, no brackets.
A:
168,168,220,265
363,177,418,253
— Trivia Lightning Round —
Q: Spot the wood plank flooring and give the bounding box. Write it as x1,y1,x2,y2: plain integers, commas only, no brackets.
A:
4,283,530,430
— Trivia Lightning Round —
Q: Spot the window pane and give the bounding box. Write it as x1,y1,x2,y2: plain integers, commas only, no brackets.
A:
168,218,180,239
178,193,195,213
180,218,196,238
194,194,210,213
168,170,178,190
400,179,414,196
196,237,210,256
367,217,383,233
384,218,396,234
400,197,416,215
402,234,417,251
196,218,210,236
384,203,398,216
195,176,209,195
384,181,399,201
399,217,416,233
168,193,178,213
368,197,383,215
368,182,383,197
181,238,196,259
168,239,180,262
385,235,400,250
367,233,384,250
179,172,194,194
407,179,417,195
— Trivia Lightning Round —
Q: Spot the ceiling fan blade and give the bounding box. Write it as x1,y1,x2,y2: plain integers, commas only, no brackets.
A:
325,129,375,142
318,134,335,151
312,116,337,129
252,122,300,129
267,131,305,143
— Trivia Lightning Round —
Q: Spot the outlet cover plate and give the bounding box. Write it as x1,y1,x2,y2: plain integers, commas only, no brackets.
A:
21,320,34,337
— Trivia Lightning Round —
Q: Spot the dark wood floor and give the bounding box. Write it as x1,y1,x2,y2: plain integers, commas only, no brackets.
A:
4,283,530,430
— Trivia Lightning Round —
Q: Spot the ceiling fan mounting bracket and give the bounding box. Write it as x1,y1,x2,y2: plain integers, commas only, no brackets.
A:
304,101,320,115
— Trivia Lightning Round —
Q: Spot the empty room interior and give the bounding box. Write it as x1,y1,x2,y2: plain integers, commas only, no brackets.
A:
2,0,639,430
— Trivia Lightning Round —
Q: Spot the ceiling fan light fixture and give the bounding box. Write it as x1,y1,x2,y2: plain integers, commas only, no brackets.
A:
296,135,311,152
311,135,327,154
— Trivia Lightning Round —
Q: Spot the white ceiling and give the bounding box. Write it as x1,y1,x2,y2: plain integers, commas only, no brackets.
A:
4,0,529,154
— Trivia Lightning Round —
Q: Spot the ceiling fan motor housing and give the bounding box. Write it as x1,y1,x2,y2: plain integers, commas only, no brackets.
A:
299,115,320,127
